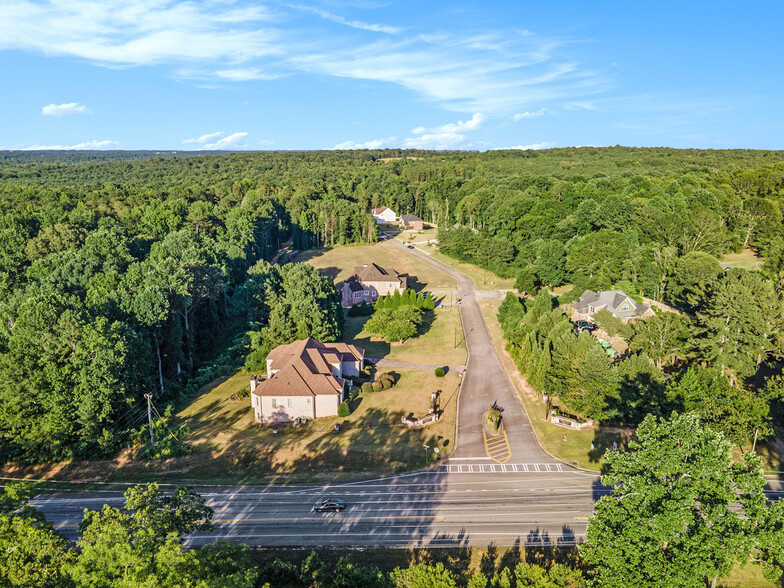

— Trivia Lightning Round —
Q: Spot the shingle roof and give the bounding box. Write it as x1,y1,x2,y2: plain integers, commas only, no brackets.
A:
255,338,364,398
343,276,364,292
572,290,652,320
400,213,422,222
354,263,401,283
372,206,395,215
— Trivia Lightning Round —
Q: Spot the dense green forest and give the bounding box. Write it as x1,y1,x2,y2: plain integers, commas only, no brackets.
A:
0,147,783,464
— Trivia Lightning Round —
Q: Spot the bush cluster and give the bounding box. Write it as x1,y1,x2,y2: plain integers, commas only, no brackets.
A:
375,288,435,311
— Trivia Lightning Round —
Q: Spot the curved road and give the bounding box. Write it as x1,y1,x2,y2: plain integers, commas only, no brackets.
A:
387,238,552,463
31,242,782,548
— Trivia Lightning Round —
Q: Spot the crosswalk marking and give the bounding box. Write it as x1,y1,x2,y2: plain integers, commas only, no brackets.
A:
441,463,564,474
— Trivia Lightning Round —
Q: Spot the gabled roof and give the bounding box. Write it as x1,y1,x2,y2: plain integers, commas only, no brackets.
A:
255,338,364,398
372,206,395,215
343,276,364,292
353,263,402,283
400,213,423,222
572,289,652,320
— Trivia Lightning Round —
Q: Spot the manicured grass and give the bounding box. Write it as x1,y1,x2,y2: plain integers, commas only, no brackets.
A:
720,248,764,271
343,306,467,367
156,368,461,483
718,566,781,588
430,251,517,291
292,241,455,291
478,299,628,472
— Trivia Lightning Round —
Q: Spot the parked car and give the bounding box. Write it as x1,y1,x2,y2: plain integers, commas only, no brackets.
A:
313,498,345,512
407,244,415,249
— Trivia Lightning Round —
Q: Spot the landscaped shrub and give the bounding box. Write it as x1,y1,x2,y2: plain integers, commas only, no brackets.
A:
380,378,392,390
361,382,373,395
372,381,384,393
348,388,360,401
487,404,502,431
348,302,374,317
338,402,350,417
434,367,446,377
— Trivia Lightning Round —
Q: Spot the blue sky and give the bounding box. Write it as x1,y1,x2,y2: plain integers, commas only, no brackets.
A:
1,1,782,151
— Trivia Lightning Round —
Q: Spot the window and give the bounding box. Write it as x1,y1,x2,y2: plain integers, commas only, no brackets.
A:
589,306,595,313
288,398,293,408
354,292,361,298
620,304,629,311
364,290,369,295
271,399,277,408
371,291,377,296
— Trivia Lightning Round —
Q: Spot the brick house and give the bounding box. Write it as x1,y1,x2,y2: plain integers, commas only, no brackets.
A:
399,214,424,230
340,263,408,307
571,290,655,323
250,338,364,424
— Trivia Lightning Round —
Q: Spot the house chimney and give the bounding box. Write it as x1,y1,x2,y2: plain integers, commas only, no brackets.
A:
250,375,258,393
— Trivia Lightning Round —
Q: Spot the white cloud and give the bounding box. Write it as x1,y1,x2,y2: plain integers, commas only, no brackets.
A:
333,136,397,149
512,108,547,121
21,139,118,150
0,1,609,114
290,4,402,34
404,113,485,149
259,139,274,146
41,102,91,116
182,131,248,150
494,142,555,150
182,131,224,145
0,1,282,67
214,68,284,81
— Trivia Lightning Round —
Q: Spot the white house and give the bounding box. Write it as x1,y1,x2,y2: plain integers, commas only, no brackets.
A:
371,206,398,224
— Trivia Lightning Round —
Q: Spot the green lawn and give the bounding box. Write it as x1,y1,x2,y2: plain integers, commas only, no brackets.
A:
430,251,517,291
720,248,764,271
249,546,779,588
342,306,467,367
292,241,455,291
163,368,461,483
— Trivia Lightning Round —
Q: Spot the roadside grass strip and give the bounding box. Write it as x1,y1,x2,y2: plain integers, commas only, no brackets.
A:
483,429,512,464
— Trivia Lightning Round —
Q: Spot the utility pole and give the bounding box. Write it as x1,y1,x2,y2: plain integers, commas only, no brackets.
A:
144,393,155,446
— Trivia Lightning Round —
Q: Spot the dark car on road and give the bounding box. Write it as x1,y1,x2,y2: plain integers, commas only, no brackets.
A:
407,244,415,249
313,498,345,512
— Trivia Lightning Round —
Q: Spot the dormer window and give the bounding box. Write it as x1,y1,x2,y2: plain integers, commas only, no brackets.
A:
589,306,595,313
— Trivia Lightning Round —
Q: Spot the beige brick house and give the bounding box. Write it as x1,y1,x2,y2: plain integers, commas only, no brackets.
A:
571,290,654,323
340,263,409,307
250,338,364,424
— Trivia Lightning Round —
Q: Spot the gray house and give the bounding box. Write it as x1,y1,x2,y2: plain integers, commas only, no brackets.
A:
571,290,654,323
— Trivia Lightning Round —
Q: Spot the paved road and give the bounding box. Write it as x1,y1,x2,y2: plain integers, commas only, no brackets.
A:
373,359,464,373
388,238,552,463
29,241,783,548
33,466,604,547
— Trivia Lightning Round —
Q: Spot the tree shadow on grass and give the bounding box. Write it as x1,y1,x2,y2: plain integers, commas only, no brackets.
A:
587,426,634,472
525,527,582,569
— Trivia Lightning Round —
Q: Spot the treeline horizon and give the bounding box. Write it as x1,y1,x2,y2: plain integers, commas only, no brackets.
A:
0,147,783,465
